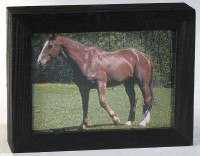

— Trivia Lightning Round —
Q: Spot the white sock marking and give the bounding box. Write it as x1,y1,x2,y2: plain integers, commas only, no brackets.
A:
125,121,132,126
139,111,151,127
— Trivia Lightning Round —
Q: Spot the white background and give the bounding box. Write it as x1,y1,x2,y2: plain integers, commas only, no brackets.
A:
0,0,200,155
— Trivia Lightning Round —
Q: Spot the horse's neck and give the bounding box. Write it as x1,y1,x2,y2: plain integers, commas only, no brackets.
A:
61,36,93,78
61,37,86,67
61,50,83,81
61,36,104,79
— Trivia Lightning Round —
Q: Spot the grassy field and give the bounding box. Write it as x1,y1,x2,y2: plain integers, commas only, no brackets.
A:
32,83,174,132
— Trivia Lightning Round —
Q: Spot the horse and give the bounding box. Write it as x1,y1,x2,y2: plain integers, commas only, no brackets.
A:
37,34,154,129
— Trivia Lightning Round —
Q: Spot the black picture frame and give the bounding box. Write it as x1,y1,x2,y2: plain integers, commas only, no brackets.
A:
7,3,195,153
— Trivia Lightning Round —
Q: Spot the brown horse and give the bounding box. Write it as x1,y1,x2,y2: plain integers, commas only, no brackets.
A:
37,34,153,128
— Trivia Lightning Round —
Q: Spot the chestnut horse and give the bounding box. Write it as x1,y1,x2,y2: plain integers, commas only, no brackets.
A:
37,34,153,128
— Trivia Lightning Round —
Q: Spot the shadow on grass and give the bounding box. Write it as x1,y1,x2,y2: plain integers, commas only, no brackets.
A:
33,123,134,134
88,123,125,128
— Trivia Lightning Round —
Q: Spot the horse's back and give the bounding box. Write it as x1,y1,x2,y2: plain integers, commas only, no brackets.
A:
97,49,137,82
103,48,152,82
103,48,139,68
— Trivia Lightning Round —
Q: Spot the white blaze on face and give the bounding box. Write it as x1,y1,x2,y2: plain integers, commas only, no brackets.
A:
37,40,49,64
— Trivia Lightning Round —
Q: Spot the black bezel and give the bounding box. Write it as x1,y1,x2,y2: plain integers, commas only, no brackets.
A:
7,3,195,153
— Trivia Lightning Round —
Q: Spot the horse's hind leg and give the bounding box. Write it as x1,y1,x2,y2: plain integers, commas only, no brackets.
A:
124,79,136,126
97,80,120,125
138,80,153,127
79,86,90,129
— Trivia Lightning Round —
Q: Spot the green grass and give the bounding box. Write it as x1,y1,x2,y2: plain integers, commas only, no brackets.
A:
32,83,174,132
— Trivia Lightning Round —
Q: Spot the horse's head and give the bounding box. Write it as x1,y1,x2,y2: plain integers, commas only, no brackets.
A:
37,34,62,66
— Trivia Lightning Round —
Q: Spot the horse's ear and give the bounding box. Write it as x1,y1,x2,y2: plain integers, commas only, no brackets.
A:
48,33,57,40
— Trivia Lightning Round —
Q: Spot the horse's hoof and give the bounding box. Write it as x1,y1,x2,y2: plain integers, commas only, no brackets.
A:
82,124,87,129
113,116,120,125
80,123,89,130
125,121,132,126
139,120,147,128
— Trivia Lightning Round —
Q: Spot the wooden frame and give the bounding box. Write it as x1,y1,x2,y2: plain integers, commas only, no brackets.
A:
7,3,195,153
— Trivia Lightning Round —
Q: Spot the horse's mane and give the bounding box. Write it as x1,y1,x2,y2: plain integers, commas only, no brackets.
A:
64,36,87,49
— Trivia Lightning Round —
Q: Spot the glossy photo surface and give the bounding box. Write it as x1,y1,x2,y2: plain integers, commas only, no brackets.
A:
31,31,175,132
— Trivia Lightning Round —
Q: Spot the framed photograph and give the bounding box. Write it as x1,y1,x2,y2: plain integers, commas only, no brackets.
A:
7,3,195,153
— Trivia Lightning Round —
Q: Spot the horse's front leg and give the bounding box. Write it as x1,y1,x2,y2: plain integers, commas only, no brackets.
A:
79,86,90,129
97,80,120,125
